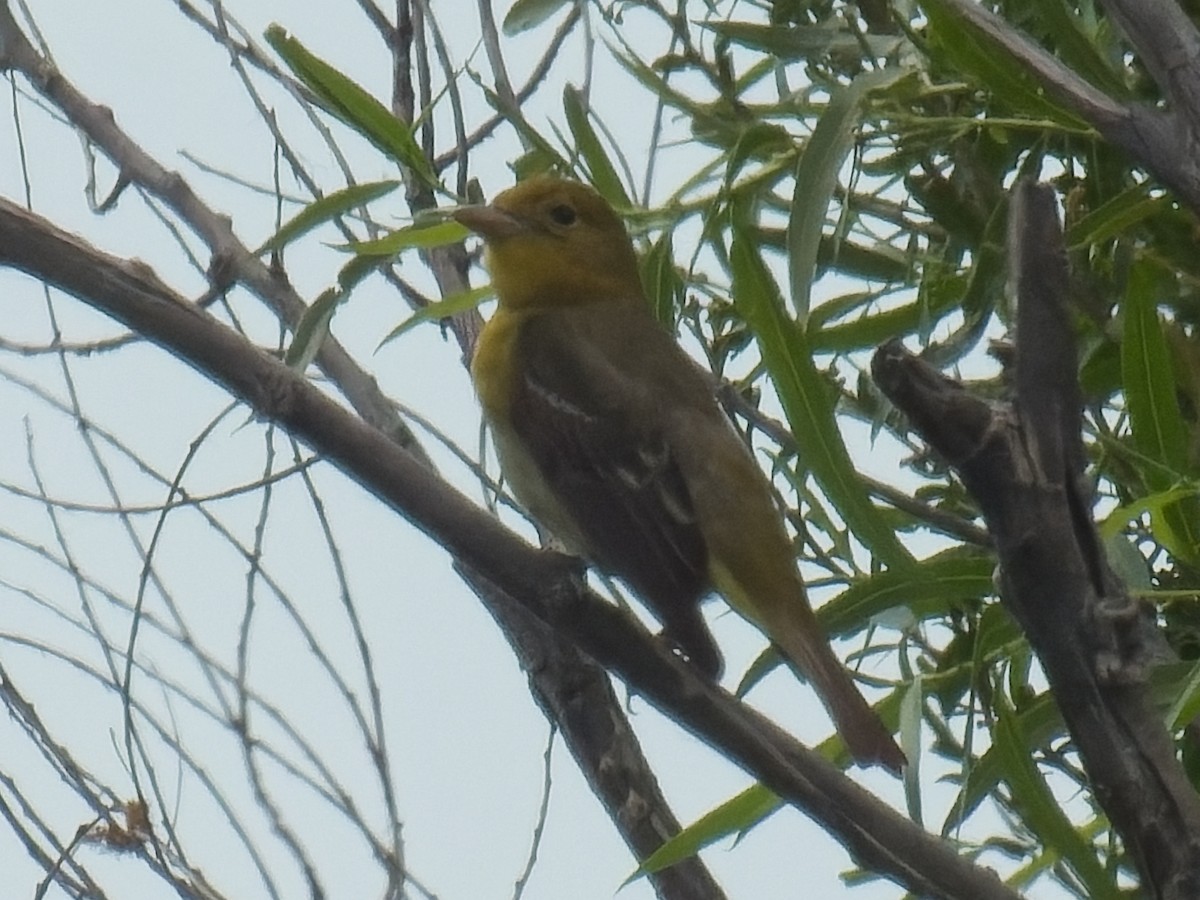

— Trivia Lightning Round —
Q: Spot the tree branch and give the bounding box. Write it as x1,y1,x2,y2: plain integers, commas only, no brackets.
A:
0,1,428,462
1099,0,1200,137
872,180,1200,900
929,0,1200,217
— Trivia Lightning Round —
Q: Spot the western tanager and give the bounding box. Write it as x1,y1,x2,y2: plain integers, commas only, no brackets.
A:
457,175,904,772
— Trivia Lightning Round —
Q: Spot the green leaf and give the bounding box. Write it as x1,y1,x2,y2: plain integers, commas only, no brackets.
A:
942,681,1061,834
789,68,911,322
810,289,960,354
284,253,379,370
265,26,437,188
923,198,1007,367
376,285,492,350
626,785,781,881
753,227,912,284
702,21,899,60
562,85,630,208
818,546,994,636
1122,262,1200,562
726,125,796,184
345,220,469,256
1125,265,1191,475
1101,485,1200,543
474,79,568,170
1102,532,1154,592
639,231,682,328
286,288,343,371
257,180,401,255
502,0,569,36
612,51,721,137
993,700,1117,898
1066,185,1169,249
729,229,913,569
899,676,925,825
634,679,921,875
921,0,1089,129
1162,659,1200,731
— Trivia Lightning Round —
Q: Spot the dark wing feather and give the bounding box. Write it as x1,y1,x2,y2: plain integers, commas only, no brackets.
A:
511,306,721,676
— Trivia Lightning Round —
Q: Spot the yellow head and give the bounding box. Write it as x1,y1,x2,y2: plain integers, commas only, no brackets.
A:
454,176,643,311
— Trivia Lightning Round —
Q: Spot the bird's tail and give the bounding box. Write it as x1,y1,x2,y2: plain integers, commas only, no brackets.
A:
772,603,906,774
708,555,904,773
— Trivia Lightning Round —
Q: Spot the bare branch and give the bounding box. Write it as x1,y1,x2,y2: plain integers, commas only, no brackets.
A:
0,1,429,465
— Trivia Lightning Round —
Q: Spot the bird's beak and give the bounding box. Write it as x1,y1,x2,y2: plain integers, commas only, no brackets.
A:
453,204,527,240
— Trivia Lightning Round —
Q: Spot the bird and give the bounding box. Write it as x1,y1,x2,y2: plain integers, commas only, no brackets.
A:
456,175,904,772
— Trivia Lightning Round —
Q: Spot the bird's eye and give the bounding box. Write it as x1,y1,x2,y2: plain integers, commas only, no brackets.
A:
549,203,577,226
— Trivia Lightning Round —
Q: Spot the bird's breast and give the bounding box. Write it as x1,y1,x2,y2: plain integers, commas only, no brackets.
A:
471,308,590,552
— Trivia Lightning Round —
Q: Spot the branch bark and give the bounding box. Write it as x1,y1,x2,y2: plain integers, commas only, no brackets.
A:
0,195,1019,900
872,180,1200,899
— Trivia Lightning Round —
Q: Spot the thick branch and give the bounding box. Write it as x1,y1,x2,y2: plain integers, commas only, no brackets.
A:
0,197,1019,900
873,181,1200,899
1099,0,1200,138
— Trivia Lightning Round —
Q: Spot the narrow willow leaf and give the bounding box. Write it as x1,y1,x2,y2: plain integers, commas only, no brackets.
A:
286,288,343,371
475,80,567,169
1100,485,1200,542
1066,185,1168,249
1102,532,1154,592
922,200,1006,368
1122,263,1200,561
943,686,1061,833
1163,660,1200,731
625,785,781,881
811,289,960,354
376,285,492,350
921,0,1088,129
345,220,469,257
993,702,1118,898
755,227,911,284
284,253,378,370
900,676,924,826
1030,0,1128,100
702,20,899,60
502,0,569,36
789,68,910,322
818,546,994,636
633,674,915,878
266,26,437,188
257,180,400,255
639,231,682,328
729,230,912,568
562,85,630,208
612,51,717,132
1125,265,1190,476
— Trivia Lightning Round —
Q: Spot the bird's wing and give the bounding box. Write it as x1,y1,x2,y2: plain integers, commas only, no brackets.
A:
509,305,718,671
